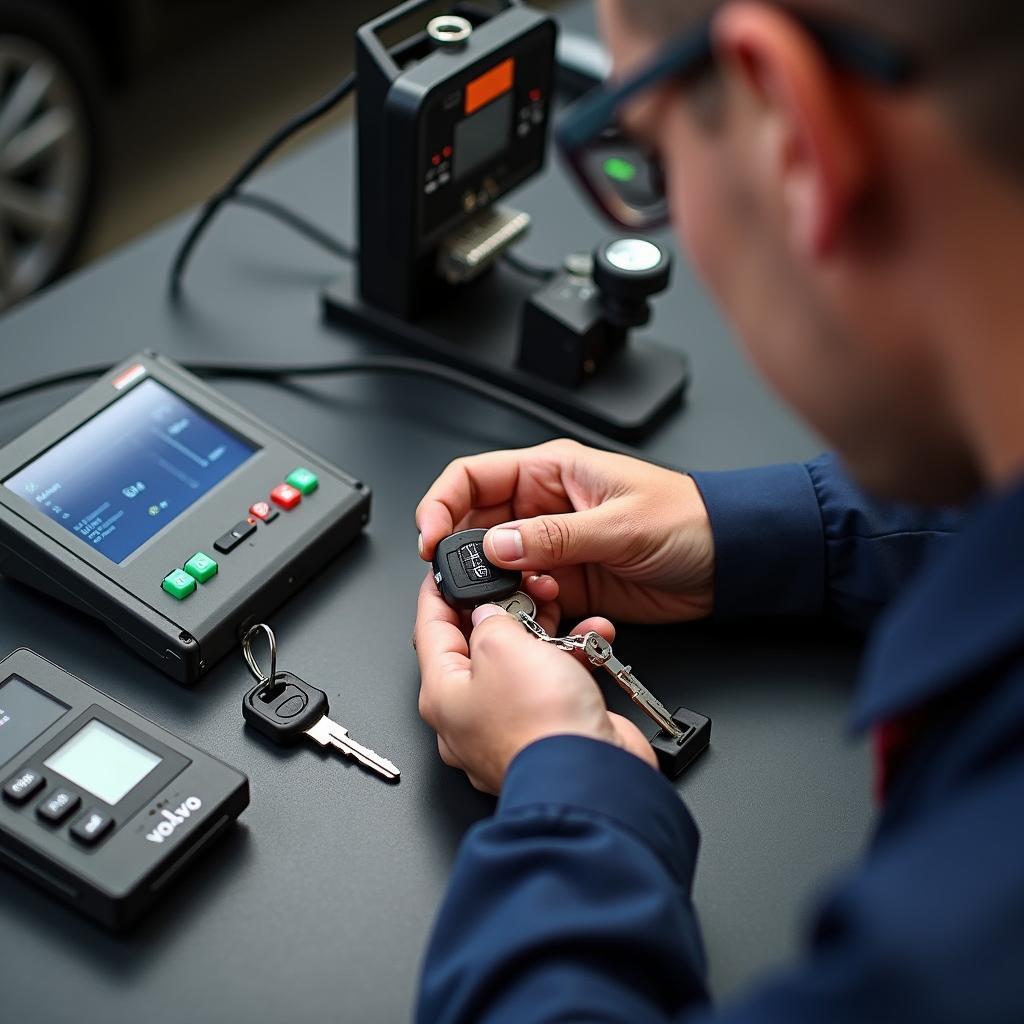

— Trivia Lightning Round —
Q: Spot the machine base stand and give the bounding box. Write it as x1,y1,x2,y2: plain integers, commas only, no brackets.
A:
650,706,712,778
321,262,689,441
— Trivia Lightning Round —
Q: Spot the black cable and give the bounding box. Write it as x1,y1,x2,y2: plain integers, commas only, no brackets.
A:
0,357,646,460
229,192,357,262
501,249,559,282
0,364,115,405
168,71,357,296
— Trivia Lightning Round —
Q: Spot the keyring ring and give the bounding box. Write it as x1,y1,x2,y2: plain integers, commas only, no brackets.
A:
242,623,277,692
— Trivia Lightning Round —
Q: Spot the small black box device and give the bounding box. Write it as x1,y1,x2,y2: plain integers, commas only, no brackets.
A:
0,648,249,929
0,354,371,684
356,1,556,319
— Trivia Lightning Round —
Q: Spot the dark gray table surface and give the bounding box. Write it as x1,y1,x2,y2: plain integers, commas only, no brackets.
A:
0,7,872,1020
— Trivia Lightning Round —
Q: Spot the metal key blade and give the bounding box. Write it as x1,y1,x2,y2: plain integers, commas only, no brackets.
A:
307,716,401,780
582,633,685,740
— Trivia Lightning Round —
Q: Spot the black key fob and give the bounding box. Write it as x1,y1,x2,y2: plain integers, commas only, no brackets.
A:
242,671,328,743
432,529,522,610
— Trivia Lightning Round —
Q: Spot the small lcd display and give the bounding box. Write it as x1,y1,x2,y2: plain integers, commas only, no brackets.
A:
0,675,69,766
3,377,257,563
454,91,513,180
45,720,162,805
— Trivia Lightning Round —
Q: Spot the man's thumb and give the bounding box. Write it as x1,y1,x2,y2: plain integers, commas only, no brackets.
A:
483,508,616,570
469,604,536,661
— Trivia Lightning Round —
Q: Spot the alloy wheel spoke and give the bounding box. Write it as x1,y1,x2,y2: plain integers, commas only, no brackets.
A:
0,60,56,147
0,106,73,175
0,180,65,232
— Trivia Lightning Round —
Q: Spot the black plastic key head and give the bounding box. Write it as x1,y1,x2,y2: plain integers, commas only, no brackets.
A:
432,529,522,610
242,671,328,744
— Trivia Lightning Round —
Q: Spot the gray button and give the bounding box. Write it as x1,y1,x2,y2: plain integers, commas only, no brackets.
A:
71,807,114,845
2,768,44,804
37,788,80,824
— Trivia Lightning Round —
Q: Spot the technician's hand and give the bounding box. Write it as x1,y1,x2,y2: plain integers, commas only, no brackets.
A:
414,573,657,793
416,439,715,624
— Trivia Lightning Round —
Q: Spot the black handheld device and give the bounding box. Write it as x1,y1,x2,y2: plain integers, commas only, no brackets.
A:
356,0,556,319
0,353,371,684
0,648,249,929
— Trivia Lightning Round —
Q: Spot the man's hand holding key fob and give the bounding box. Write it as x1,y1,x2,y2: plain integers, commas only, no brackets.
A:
421,527,710,788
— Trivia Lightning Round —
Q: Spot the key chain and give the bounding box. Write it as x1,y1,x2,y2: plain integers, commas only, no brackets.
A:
240,624,400,781
433,529,711,777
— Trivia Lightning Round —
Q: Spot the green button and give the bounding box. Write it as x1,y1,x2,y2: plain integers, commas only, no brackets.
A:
162,569,196,600
286,467,319,495
184,552,218,583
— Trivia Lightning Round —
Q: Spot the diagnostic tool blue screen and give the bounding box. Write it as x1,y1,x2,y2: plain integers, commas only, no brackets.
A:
3,378,256,563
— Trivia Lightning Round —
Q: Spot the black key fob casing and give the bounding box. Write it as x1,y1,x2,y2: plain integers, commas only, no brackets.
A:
432,529,522,610
242,671,328,743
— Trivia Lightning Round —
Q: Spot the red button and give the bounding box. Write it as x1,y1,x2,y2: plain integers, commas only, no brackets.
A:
249,500,274,520
442,144,452,158
270,484,301,510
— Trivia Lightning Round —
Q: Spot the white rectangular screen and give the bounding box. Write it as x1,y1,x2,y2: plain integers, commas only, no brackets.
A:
45,720,162,805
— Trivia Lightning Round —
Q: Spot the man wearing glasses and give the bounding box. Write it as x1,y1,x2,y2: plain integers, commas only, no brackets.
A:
413,1,1024,1020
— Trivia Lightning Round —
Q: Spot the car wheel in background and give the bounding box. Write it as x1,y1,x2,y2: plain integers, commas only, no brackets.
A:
0,1,101,310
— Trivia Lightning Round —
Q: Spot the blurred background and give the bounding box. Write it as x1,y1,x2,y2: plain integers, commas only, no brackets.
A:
0,0,561,312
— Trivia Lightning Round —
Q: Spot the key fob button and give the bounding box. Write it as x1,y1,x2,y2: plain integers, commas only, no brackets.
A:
456,541,493,581
275,694,308,719
433,529,523,610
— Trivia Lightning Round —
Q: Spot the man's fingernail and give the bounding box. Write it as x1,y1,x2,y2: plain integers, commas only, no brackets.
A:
489,528,523,561
472,604,503,627
417,533,425,557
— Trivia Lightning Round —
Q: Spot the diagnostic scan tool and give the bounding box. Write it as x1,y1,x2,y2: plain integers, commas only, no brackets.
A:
0,354,371,684
0,649,248,928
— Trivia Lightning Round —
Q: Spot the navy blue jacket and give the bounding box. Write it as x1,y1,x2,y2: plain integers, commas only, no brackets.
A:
417,454,1024,1023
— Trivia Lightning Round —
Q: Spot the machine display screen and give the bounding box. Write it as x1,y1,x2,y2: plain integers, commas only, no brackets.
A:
0,675,69,766
454,91,514,180
45,719,162,805
3,377,256,564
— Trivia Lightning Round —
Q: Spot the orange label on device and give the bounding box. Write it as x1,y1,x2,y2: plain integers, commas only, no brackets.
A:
465,58,515,115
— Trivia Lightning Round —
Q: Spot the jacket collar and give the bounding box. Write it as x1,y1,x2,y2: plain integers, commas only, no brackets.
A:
852,475,1024,730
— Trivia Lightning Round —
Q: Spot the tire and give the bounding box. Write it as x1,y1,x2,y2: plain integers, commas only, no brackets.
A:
0,0,102,310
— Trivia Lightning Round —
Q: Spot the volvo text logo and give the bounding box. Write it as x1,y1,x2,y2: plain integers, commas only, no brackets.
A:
145,796,202,843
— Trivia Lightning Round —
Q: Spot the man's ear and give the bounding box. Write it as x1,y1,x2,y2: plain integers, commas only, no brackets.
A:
712,2,869,257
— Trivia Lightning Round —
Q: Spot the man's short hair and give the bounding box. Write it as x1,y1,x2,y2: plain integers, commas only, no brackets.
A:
617,1,1024,182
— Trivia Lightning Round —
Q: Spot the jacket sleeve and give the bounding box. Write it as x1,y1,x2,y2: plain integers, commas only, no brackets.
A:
688,453,961,631
416,735,710,1024
417,731,1024,1024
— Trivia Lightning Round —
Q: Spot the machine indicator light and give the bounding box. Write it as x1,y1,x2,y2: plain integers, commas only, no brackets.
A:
465,57,515,115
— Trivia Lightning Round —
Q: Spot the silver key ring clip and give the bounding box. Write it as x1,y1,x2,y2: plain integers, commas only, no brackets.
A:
242,623,278,694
